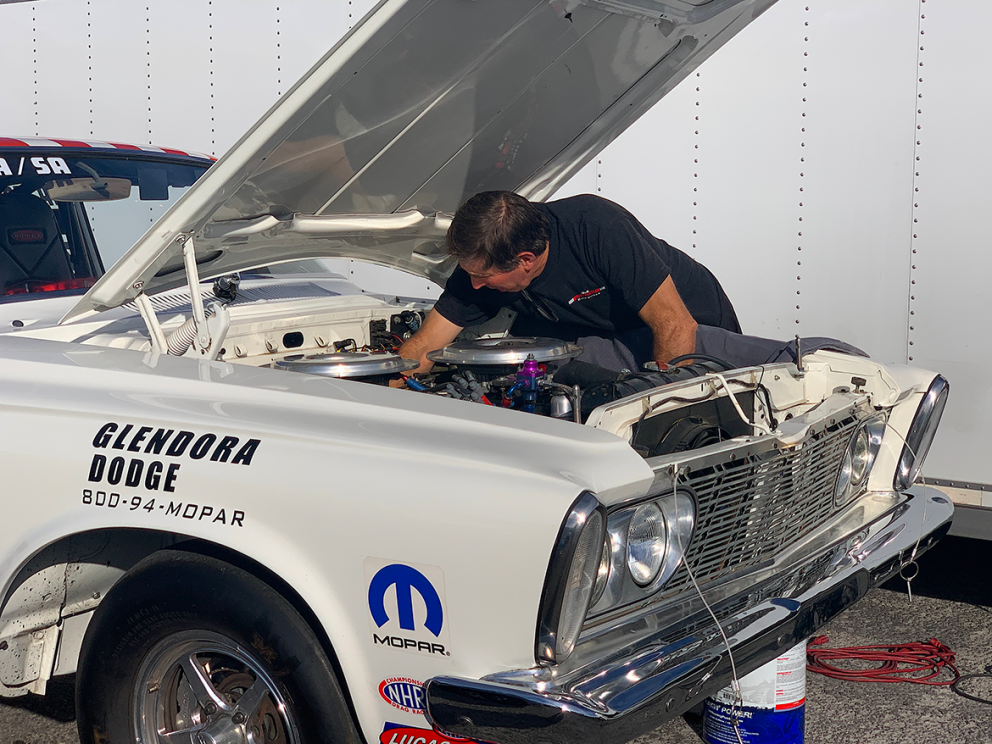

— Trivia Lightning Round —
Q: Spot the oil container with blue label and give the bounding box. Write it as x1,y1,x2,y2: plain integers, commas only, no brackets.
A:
702,641,807,744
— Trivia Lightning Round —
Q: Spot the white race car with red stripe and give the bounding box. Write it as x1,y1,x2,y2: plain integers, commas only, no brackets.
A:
0,137,214,300
0,136,214,161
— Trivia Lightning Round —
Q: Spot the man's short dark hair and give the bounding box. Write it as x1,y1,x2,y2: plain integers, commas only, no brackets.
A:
445,191,549,272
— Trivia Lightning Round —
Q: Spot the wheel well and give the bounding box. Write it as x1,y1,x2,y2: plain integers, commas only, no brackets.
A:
160,538,364,735
1,528,361,735
0,527,179,695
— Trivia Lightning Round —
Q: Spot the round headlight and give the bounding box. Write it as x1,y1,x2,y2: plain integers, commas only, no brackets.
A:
626,502,667,586
850,427,871,485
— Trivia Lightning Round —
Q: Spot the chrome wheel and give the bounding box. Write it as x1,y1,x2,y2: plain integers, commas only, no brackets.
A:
133,630,299,744
77,551,362,744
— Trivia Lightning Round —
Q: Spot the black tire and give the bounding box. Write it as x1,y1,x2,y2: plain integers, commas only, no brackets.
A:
76,550,361,744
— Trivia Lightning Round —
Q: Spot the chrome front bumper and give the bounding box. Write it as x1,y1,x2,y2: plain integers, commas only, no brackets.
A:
424,487,953,744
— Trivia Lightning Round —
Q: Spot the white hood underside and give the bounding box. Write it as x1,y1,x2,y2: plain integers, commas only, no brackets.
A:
63,0,776,323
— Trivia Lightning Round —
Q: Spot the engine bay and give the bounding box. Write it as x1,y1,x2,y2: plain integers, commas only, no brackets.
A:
269,314,771,459
17,274,897,461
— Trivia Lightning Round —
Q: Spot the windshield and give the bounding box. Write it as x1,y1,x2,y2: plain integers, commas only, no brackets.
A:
0,149,210,301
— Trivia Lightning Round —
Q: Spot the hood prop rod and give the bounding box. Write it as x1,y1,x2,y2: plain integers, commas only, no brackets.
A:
131,235,214,357
180,234,212,354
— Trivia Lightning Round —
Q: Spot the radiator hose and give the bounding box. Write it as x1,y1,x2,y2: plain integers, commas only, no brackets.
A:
554,360,726,415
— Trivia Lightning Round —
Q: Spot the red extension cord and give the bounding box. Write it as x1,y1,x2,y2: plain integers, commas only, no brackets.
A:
806,636,960,686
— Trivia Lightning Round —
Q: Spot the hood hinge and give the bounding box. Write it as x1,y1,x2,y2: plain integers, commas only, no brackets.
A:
135,235,220,357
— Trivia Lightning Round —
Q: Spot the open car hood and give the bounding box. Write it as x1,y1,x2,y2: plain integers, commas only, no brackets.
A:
63,0,775,323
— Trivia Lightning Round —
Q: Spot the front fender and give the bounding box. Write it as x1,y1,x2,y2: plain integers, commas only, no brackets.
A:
0,336,653,741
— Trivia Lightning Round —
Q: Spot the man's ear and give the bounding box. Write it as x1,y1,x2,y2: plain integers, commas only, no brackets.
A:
516,251,538,270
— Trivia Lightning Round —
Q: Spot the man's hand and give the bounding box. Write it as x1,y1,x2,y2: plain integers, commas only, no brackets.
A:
396,309,463,375
638,276,698,365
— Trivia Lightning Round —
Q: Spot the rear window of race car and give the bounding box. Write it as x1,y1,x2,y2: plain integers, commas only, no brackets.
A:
0,150,210,301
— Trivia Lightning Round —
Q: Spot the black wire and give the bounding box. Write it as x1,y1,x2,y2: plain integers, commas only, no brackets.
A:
755,382,777,429
951,669,992,705
666,353,736,370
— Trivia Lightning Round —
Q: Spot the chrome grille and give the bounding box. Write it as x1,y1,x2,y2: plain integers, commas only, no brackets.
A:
664,412,861,593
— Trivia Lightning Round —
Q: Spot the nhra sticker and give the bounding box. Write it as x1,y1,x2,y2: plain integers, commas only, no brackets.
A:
365,558,450,658
379,722,479,744
379,677,425,715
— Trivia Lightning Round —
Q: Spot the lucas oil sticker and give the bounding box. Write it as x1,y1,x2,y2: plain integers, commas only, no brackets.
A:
379,722,479,744
365,558,450,658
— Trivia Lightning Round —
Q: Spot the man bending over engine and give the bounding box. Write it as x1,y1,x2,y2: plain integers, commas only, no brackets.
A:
398,191,740,374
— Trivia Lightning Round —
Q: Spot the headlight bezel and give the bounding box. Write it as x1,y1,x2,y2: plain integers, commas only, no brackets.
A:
535,491,607,665
590,533,612,607
834,414,886,506
895,375,949,491
586,489,696,618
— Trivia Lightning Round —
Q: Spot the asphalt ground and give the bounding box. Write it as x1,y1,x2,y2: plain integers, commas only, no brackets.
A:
2,536,991,744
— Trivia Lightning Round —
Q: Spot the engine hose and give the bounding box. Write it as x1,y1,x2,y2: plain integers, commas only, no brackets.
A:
502,382,524,408
166,317,198,356
404,377,428,392
611,362,725,398
577,361,727,414
666,353,736,370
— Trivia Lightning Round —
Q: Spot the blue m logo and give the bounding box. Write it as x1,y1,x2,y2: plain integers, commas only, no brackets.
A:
367,564,444,637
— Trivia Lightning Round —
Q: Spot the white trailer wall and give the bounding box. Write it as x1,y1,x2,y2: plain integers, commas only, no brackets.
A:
1,0,989,497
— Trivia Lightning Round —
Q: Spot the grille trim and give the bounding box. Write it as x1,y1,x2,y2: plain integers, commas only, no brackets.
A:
661,411,863,594
585,399,873,624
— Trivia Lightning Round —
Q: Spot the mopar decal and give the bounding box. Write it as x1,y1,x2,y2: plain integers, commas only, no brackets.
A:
369,565,443,635
365,558,450,657
378,677,425,714
86,422,261,493
379,722,479,744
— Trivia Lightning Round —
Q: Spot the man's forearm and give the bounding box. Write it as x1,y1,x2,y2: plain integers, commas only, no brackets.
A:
652,317,697,365
396,309,463,375
397,334,439,375
637,277,698,365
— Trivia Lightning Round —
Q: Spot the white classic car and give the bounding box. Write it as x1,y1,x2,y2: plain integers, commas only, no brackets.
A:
0,2,952,744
